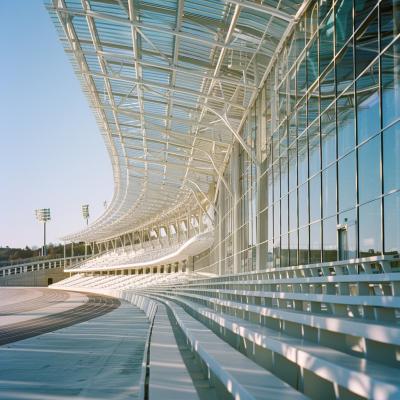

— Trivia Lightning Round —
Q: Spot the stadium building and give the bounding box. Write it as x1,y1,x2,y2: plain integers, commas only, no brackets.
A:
5,0,399,399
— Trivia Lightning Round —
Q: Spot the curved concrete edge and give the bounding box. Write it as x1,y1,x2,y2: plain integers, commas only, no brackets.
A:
65,230,214,273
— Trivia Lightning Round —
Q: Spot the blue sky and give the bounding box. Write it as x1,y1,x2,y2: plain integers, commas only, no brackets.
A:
0,1,113,248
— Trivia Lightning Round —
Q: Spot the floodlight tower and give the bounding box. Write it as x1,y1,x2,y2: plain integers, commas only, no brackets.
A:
35,208,51,256
82,204,90,226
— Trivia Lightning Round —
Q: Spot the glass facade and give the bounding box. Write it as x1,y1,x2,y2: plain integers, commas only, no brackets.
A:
201,0,400,274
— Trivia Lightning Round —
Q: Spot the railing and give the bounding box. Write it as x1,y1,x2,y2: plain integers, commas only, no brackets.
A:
0,255,90,278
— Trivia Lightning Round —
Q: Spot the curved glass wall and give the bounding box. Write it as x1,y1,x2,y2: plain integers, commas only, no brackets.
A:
196,0,400,274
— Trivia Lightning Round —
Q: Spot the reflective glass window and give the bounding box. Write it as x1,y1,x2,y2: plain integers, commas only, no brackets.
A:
359,199,382,256
319,10,334,74
381,41,400,128
310,222,321,263
338,151,356,212
308,121,320,176
320,67,335,112
384,192,400,254
281,156,288,196
323,216,337,261
355,11,379,77
357,61,380,143
337,87,355,156
274,201,280,238
273,163,280,200
335,0,353,51
288,144,297,191
322,164,336,218
281,234,289,268
288,113,297,146
355,0,377,29
336,43,354,94
299,226,309,264
281,196,288,235
308,87,319,124
289,190,298,232
273,237,281,268
297,100,307,135
358,135,382,204
298,134,308,184
289,231,298,266
310,174,321,222
338,209,358,259
319,0,333,24
297,55,307,100
321,105,336,168
383,121,400,193
380,0,400,50
307,39,319,87
298,183,309,227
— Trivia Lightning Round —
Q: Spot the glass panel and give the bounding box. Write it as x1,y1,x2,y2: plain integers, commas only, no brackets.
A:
289,231,298,266
289,190,298,232
322,164,336,218
335,0,353,52
273,163,280,200
337,86,355,156
384,192,400,254
358,135,381,204
288,144,297,191
336,43,354,94
321,105,336,168
281,155,288,196
308,87,319,124
281,196,288,235
383,121,400,193
274,201,280,238
338,208,358,259
380,0,400,50
359,199,382,257
381,41,400,128
299,226,309,265
298,183,309,227
319,0,333,24
281,234,289,268
357,61,380,143
288,113,297,146
310,173,321,222
307,39,319,87
297,100,307,135
297,55,307,100
338,151,356,212
298,134,308,184
310,222,321,263
274,237,281,268
319,10,334,74
355,0,377,29
323,216,337,261
355,11,379,77
320,67,335,112
308,121,320,176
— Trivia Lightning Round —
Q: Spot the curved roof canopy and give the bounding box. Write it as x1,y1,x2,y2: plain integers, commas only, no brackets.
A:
46,0,303,243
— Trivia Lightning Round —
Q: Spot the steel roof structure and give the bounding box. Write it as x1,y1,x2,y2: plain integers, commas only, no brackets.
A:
46,0,305,243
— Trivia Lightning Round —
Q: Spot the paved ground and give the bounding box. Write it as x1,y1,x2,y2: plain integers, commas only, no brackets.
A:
0,287,149,399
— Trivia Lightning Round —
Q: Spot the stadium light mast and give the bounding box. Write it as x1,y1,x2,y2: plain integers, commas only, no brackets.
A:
82,204,90,226
35,208,51,256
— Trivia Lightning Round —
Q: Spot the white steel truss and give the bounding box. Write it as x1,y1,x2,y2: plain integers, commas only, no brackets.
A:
45,0,302,243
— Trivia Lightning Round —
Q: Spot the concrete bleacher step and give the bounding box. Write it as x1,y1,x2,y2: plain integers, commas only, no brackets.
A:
151,295,308,400
157,293,400,400
172,290,400,349
149,304,200,400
